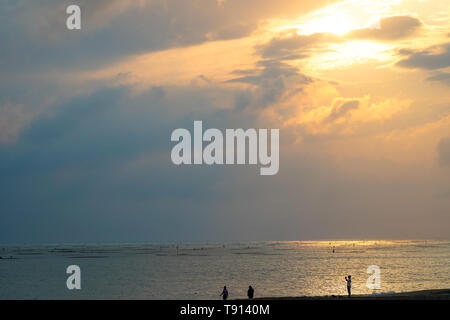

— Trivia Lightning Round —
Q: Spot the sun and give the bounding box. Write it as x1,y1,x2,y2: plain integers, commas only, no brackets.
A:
276,1,375,37
272,3,393,69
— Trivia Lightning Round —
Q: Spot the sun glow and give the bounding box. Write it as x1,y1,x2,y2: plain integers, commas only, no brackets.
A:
296,11,361,35
276,1,374,36
307,40,394,69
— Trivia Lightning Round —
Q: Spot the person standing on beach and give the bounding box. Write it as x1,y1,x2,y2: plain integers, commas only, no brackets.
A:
220,286,228,300
247,286,254,299
345,275,352,296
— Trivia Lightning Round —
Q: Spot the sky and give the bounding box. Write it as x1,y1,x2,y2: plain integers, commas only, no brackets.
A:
1,0,449,243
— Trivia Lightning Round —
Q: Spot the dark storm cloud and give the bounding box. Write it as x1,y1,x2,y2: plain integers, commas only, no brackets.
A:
397,43,450,70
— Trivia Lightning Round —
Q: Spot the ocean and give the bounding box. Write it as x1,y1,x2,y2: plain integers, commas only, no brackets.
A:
0,240,449,299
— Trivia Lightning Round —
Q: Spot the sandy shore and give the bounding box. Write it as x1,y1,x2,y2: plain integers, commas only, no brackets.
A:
255,289,450,300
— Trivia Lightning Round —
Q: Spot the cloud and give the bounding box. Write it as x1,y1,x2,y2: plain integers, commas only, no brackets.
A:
427,72,450,86
256,32,339,60
1,0,450,243
2,81,449,243
437,137,450,166
0,103,33,143
397,43,450,70
326,100,359,122
256,15,422,62
228,60,312,108
347,15,422,41
0,0,334,73
282,88,414,139
0,83,262,242
229,60,309,84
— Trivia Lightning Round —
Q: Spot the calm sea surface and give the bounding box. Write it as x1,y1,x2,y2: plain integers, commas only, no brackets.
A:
1,240,449,299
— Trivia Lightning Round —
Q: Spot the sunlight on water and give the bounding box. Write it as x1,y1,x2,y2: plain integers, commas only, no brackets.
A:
0,240,449,299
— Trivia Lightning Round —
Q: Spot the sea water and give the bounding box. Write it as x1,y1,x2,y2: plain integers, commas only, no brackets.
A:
0,240,449,299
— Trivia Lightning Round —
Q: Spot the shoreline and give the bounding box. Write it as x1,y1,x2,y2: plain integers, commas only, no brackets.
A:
254,289,450,300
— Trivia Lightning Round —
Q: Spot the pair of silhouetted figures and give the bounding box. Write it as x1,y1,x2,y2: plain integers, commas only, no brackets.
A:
220,286,254,300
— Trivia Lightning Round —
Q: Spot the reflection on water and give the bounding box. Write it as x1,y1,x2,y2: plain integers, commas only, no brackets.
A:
0,240,449,299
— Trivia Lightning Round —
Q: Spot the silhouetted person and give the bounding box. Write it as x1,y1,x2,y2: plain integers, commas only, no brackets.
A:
220,286,228,300
345,275,352,297
247,286,254,299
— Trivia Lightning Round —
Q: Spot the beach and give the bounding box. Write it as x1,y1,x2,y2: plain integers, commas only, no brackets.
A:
256,288,450,300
